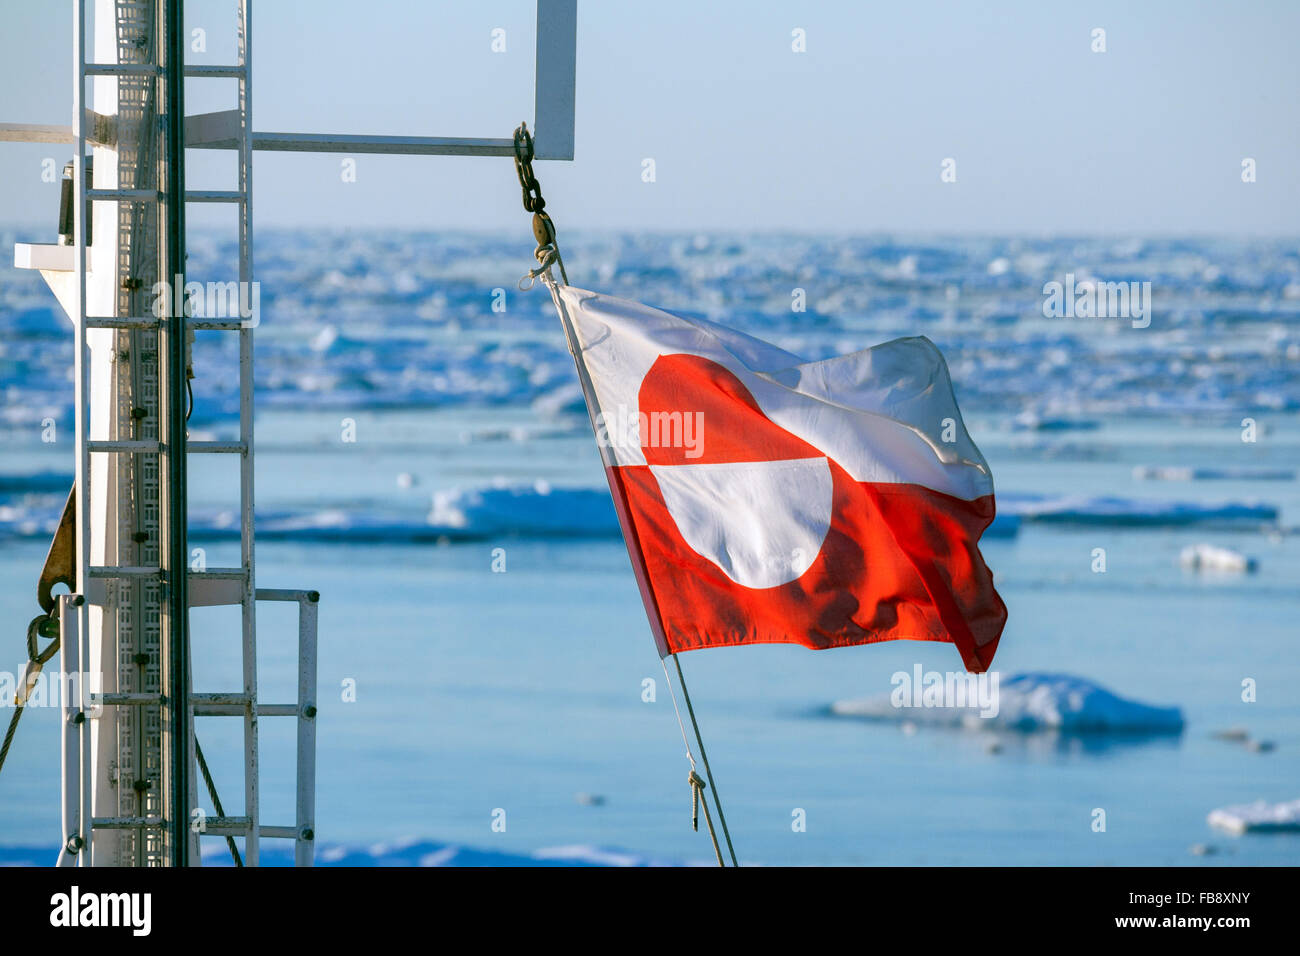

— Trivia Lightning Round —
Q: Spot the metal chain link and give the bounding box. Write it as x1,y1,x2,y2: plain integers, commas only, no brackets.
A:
513,122,545,214
513,122,568,286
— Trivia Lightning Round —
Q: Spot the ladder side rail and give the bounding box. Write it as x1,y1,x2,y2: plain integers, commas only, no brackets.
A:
57,594,83,866
72,0,93,870
237,0,260,867
295,591,318,866
252,588,319,865
159,0,193,868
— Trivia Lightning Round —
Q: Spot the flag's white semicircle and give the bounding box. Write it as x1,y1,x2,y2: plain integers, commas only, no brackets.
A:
649,457,833,589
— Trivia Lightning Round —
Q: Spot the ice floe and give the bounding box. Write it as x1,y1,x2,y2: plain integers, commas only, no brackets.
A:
1207,799,1300,835
1134,465,1295,482
427,480,617,537
999,493,1277,527
1179,543,1258,573
830,672,1185,735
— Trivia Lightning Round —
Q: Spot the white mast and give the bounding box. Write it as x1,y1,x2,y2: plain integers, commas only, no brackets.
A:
1,0,576,866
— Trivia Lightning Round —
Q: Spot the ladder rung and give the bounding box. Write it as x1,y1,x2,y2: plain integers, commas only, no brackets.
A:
258,826,299,840
190,440,247,454
191,701,299,717
190,317,247,330
84,63,161,77
256,589,320,604
186,190,243,203
88,440,161,454
194,702,244,716
85,316,159,330
256,704,299,717
85,316,249,331
185,65,246,78
203,816,253,836
94,813,254,835
88,565,161,579
192,692,252,707
99,693,165,707
92,816,164,829
192,567,249,580
87,188,162,202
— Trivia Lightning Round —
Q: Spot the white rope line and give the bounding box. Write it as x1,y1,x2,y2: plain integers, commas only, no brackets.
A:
661,657,698,772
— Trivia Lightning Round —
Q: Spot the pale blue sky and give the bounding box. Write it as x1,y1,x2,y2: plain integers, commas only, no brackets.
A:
1,0,1296,234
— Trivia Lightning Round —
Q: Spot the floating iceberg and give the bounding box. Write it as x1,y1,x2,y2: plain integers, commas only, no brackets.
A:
999,492,1277,527
1179,543,1257,573
180,488,617,543
1133,465,1296,482
427,480,619,538
830,672,1185,735
1207,799,1300,835
243,839,686,867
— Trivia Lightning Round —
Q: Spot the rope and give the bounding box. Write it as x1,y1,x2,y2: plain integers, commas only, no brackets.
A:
1,615,60,781
194,735,243,867
0,704,24,778
671,654,739,865
662,655,739,866
689,770,724,866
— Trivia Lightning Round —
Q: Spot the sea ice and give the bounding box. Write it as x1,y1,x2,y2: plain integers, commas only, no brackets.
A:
830,672,1185,734
1207,799,1300,835
1179,543,1257,573
1133,465,1296,481
999,493,1277,527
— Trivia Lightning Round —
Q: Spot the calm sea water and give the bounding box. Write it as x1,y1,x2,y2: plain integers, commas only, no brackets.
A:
1,406,1297,865
1,233,1297,865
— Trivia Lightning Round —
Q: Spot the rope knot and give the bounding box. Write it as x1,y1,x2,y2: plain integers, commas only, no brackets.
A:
689,770,707,832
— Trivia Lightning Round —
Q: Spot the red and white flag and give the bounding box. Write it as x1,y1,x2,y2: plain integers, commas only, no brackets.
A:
555,286,1007,673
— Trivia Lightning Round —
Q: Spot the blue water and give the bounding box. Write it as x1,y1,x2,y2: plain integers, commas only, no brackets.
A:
1,232,1298,865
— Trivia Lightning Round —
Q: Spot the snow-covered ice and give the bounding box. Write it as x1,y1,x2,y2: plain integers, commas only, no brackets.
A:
999,492,1277,527
830,672,1185,734
1133,465,1296,482
1179,543,1258,573
1207,799,1300,835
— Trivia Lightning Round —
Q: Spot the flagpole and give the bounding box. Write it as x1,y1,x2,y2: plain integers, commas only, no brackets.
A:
671,654,739,866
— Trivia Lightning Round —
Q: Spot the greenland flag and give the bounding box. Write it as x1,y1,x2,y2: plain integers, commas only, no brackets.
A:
555,286,1007,673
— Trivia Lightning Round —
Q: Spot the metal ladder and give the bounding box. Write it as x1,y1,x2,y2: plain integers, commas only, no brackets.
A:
58,0,317,867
